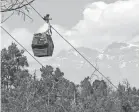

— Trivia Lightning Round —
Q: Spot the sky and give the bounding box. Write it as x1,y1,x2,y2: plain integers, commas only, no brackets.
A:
1,0,139,86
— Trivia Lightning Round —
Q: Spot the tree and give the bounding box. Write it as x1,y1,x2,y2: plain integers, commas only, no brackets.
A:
92,80,108,98
80,77,92,99
1,43,139,112
1,43,29,89
1,71,42,112
1,0,35,23
132,87,137,95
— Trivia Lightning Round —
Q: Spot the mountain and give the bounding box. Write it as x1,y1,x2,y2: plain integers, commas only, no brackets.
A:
46,42,139,87
98,42,139,86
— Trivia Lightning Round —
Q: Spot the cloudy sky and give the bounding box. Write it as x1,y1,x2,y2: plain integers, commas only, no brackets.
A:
1,0,139,86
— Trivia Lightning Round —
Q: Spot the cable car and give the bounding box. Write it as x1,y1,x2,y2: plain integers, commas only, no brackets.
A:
31,32,54,57
32,14,54,57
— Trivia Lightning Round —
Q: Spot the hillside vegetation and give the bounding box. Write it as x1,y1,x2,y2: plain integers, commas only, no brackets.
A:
1,43,139,112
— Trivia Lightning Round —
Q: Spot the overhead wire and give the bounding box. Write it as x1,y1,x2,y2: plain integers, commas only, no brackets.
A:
25,0,118,90
1,26,44,68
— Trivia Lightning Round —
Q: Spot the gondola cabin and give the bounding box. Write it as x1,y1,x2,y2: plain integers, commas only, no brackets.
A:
32,32,54,57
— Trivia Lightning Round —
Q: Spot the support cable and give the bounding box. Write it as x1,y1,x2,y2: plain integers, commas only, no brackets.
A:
1,26,44,68
26,0,118,90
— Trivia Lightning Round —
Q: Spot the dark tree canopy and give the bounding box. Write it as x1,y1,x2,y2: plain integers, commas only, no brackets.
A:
1,43,139,112
1,43,29,89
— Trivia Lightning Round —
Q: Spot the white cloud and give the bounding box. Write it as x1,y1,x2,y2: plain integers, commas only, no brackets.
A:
1,27,33,49
129,35,139,42
37,0,139,51
1,0,139,87
1,27,36,69
73,0,139,43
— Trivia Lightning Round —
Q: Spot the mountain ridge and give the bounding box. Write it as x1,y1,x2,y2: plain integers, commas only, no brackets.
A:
45,42,139,87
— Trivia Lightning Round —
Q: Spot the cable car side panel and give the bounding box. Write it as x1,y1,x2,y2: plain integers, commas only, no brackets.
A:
32,32,54,57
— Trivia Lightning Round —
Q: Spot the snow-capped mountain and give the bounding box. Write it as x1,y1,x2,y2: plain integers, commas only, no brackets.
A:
46,42,139,87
